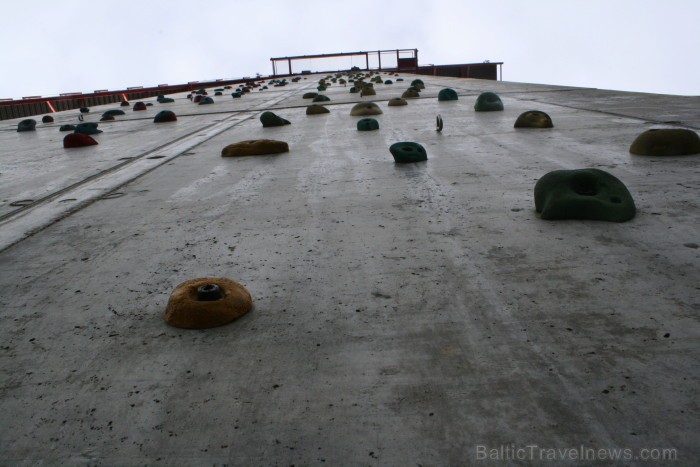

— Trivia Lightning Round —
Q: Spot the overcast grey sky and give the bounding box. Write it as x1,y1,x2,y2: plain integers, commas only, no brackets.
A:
2,0,698,98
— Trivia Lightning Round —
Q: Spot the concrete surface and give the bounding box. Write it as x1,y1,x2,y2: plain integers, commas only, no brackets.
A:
0,73,698,466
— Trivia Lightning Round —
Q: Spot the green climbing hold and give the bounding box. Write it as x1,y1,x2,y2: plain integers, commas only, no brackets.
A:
629,129,700,156
199,97,214,105
349,87,359,94
17,119,36,132
103,109,125,117
303,92,318,99
534,168,636,222
390,142,427,163
357,118,379,131
410,79,425,89
306,105,330,115
313,94,330,102
401,89,420,99
157,96,175,103
75,122,102,135
474,92,504,111
361,87,376,96
42,115,54,123
514,111,553,128
388,97,408,106
350,102,383,116
260,111,291,127
154,110,177,123
384,80,393,85
59,124,76,132
438,88,458,101
231,92,242,98
317,85,327,91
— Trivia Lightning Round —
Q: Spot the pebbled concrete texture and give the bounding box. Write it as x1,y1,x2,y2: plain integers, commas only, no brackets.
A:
0,73,698,465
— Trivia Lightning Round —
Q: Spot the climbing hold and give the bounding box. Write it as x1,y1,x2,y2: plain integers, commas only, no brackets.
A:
214,88,224,92
317,85,327,91
163,277,253,329
59,124,76,132
157,95,175,103
63,133,98,148
357,118,379,131
79,107,90,113
396,78,404,82
221,139,289,157
410,79,425,89
198,97,214,105
436,115,443,132
17,119,37,132
74,122,102,135
195,89,207,95
534,168,636,222
629,129,700,156
133,102,147,111
350,102,383,116
349,87,359,94
514,110,553,128
42,115,54,123
303,92,318,99
102,109,125,117
193,95,204,103
154,110,177,123
388,97,408,106
361,87,376,96
384,80,393,85
120,101,130,107
474,92,504,111
260,111,291,127
231,92,243,98
312,94,331,102
306,104,330,115
146,103,153,106
100,115,115,121
401,89,420,99
438,88,458,101
390,142,428,163
215,91,223,96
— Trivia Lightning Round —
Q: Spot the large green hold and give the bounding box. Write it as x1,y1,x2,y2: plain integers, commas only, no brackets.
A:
17,119,37,132
103,109,125,117
514,110,553,128
401,89,420,99
312,94,330,102
388,97,407,106
410,79,425,89
534,168,636,222
349,87,359,93
357,118,379,131
629,129,700,156
75,122,102,135
260,111,291,127
350,102,383,116
474,92,504,111
306,104,330,115
154,110,177,123
390,142,427,163
438,88,458,101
